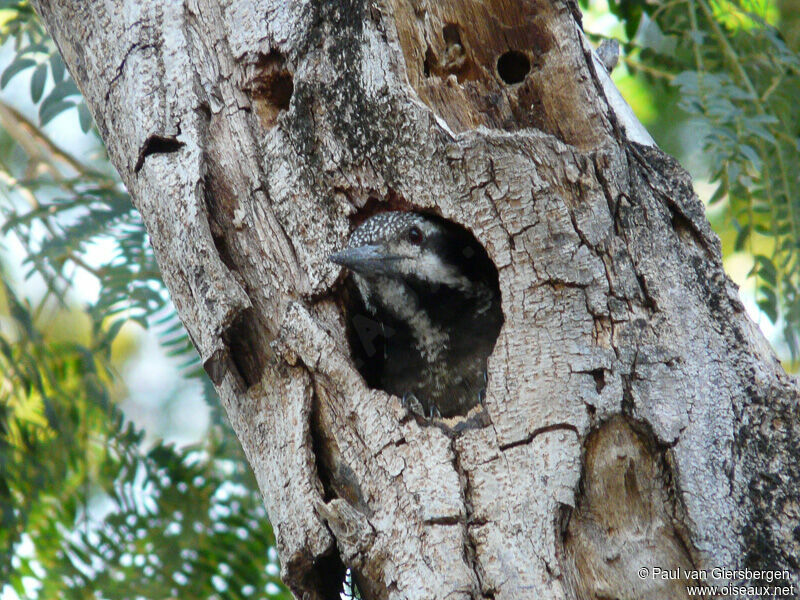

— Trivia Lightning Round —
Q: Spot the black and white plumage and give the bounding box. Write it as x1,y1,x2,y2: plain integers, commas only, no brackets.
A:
330,212,503,418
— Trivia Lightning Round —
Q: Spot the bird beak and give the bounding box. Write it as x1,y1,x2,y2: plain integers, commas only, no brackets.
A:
329,244,398,276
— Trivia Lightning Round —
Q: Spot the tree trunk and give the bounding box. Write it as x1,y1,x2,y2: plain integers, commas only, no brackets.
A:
32,0,799,598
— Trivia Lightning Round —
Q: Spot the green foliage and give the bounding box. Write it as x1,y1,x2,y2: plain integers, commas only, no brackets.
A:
0,2,291,598
595,0,800,356
0,281,290,599
0,2,87,129
0,0,209,394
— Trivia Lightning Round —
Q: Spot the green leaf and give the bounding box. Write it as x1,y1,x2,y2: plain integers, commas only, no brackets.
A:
784,322,800,361
738,145,762,171
17,42,49,56
753,255,777,287
733,224,750,251
77,102,93,133
709,182,727,205
623,3,643,40
757,286,778,323
98,318,126,349
671,70,698,92
39,99,75,125
49,52,65,82
1,57,35,88
42,78,79,106
30,62,47,102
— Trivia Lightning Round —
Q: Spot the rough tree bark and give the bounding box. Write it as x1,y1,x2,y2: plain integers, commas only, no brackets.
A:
32,0,799,598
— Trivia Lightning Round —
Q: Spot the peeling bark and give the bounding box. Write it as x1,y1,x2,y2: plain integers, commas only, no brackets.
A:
32,0,799,598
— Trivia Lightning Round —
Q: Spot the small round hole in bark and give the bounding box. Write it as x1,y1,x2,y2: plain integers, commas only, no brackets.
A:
497,50,530,85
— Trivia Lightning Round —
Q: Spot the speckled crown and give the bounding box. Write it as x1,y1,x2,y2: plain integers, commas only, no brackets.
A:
347,212,426,247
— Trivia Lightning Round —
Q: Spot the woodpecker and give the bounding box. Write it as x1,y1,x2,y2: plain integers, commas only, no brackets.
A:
329,212,503,419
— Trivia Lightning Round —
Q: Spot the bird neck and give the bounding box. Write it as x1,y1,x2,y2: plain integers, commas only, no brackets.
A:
355,274,449,363
354,272,495,365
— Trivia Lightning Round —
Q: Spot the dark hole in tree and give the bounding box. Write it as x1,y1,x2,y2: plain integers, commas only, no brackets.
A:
423,25,469,81
497,50,530,84
306,552,346,600
248,51,294,128
590,368,606,393
336,212,504,420
423,46,435,77
222,308,266,389
135,135,185,172
442,23,461,46
266,72,293,111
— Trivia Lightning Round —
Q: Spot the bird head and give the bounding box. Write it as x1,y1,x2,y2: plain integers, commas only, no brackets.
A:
329,212,483,300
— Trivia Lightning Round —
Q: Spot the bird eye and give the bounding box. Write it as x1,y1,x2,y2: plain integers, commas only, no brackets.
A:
406,226,423,245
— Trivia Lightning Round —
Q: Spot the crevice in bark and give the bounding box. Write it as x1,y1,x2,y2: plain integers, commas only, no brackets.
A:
202,315,266,393
620,372,635,416
592,151,623,227
423,515,462,526
285,541,355,600
202,347,228,387
204,190,239,275
307,389,354,598
669,206,710,253
422,46,435,78
196,176,274,390
307,551,349,600
310,389,346,505
134,133,184,173
201,173,251,283
308,386,376,600
451,437,493,600
498,423,579,452
634,271,658,311
221,308,266,388
590,368,606,393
